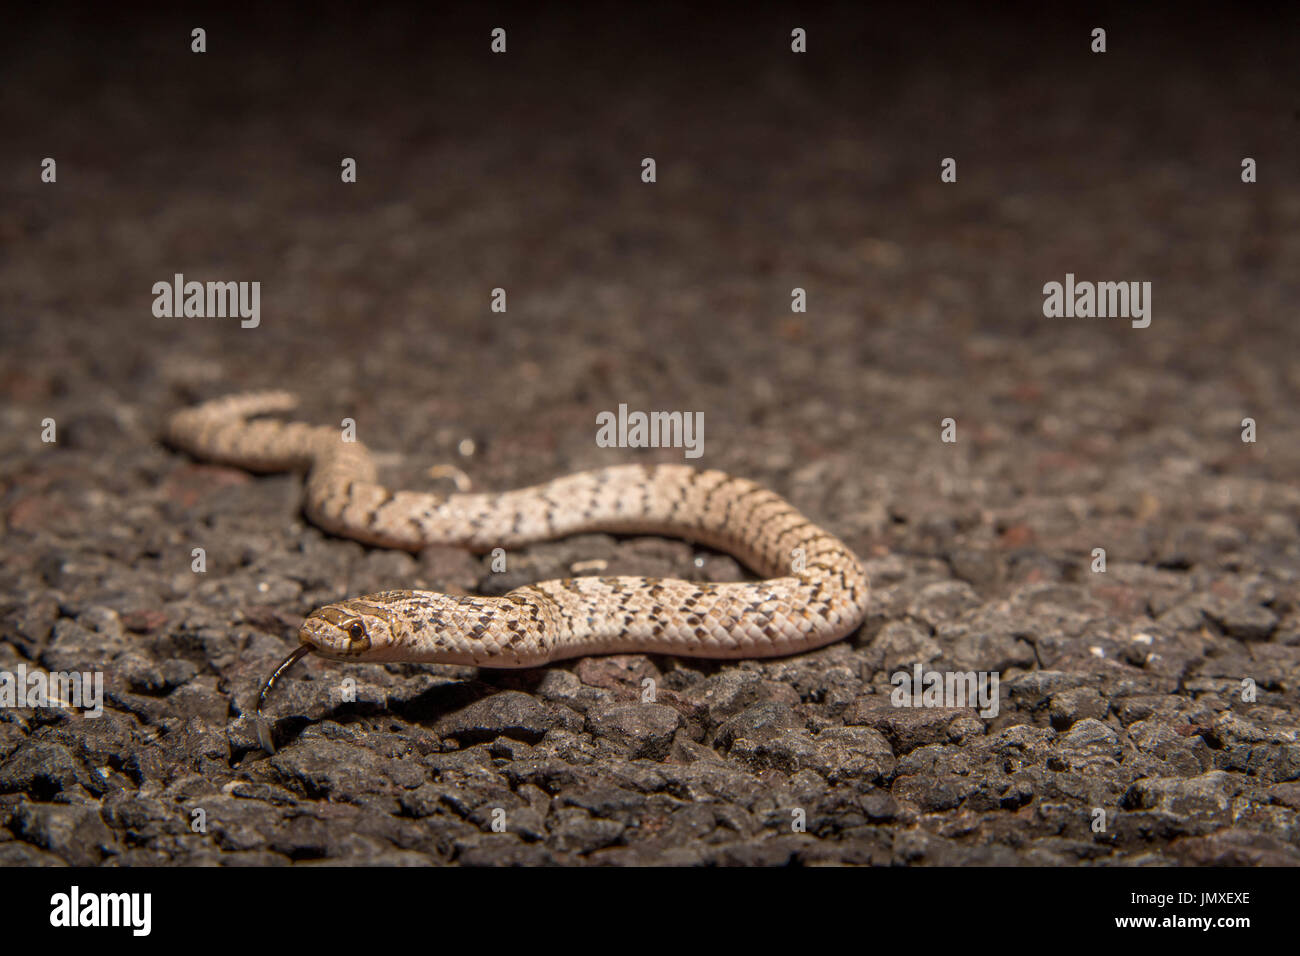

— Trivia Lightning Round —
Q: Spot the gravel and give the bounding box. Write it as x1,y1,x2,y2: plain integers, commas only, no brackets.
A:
1,7,1298,865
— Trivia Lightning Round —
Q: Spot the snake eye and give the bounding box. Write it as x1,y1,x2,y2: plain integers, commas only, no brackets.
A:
347,621,367,642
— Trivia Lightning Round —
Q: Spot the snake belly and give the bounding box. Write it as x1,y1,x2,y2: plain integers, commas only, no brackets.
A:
166,392,870,668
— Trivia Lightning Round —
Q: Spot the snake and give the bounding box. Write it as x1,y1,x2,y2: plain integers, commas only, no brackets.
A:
166,393,870,743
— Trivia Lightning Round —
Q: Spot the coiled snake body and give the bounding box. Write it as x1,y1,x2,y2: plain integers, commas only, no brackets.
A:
167,394,869,691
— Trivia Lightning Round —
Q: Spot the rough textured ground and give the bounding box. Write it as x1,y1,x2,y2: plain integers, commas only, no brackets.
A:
2,6,1299,865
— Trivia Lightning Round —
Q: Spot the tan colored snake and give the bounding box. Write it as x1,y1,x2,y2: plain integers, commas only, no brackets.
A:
166,393,869,738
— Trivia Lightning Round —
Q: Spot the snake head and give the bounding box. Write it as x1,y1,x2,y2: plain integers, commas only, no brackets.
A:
298,597,407,662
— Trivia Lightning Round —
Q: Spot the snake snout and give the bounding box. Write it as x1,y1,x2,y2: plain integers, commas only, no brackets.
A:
299,603,384,659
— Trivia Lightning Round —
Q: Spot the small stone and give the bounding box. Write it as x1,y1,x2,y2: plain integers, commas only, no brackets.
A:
1048,686,1109,729
0,740,100,797
12,802,119,865
550,808,624,854
436,691,575,745
587,702,681,759
908,581,981,625
1206,601,1277,641
714,702,805,750
869,621,942,672
1122,771,1240,823
843,697,978,755
1059,718,1122,757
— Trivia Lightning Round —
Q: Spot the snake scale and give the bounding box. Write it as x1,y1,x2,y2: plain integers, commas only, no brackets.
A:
166,393,870,716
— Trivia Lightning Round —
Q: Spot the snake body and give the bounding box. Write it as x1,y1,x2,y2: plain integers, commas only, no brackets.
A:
167,393,869,670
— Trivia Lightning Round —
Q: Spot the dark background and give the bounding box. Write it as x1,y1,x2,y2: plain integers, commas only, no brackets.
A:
1,3,1298,866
